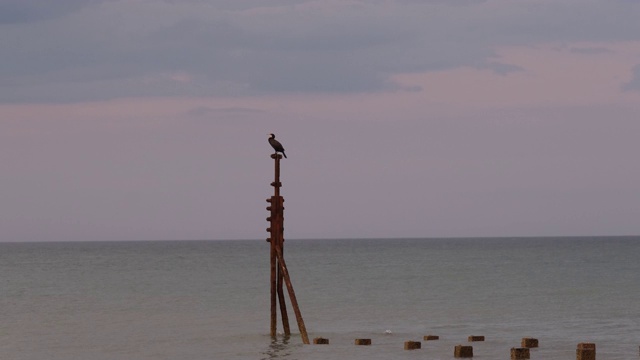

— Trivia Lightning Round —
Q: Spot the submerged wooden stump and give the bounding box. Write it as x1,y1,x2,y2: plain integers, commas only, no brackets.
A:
522,337,539,348
511,347,530,360
355,338,371,345
404,341,421,350
455,345,474,358
313,337,329,344
468,335,485,342
576,343,596,360
424,335,440,340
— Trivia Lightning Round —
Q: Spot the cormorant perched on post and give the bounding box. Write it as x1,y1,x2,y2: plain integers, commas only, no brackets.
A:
268,133,287,158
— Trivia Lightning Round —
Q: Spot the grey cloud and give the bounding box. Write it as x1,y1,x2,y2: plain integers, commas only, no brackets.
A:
186,106,265,117
569,46,613,54
164,0,313,12
479,62,525,75
622,64,640,92
2,0,640,102
396,0,488,5
0,0,108,24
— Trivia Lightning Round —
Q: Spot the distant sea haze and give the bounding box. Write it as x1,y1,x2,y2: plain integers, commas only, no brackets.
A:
1,237,638,360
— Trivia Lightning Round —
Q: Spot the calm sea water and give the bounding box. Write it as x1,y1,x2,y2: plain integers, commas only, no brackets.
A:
1,237,638,360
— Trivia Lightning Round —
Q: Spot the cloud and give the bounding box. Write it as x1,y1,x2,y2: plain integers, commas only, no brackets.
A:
186,106,265,117
622,64,640,92
397,0,488,5
0,0,110,24
569,46,613,54
2,0,640,102
479,62,525,75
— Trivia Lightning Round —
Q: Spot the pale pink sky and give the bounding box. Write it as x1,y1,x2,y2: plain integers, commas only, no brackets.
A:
2,1,640,241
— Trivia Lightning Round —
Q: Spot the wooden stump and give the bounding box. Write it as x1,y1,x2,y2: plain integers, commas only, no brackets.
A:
468,335,485,342
404,341,421,350
355,338,371,345
424,335,440,340
511,347,531,360
521,338,539,348
576,343,595,360
313,337,329,345
455,345,474,358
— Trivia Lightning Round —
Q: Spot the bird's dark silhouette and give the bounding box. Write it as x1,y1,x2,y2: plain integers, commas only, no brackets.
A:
268,133,287,158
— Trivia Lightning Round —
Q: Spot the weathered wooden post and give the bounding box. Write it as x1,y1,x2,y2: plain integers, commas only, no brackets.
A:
355,338,372,345
511,347,530,360
521,338,539,348
455,345,474,358
404,341,421,350
576,343,596,360
274,245,309,344
266,153,309,344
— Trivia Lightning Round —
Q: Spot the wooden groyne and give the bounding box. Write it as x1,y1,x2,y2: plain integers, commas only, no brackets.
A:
306,335,621,360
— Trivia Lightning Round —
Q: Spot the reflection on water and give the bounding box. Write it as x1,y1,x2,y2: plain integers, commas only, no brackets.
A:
261,335,292,360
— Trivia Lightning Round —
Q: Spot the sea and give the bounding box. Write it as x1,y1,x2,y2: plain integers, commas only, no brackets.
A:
1,237,638,360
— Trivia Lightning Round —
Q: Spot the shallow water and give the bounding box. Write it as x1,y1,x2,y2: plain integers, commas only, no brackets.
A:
1,237,638,359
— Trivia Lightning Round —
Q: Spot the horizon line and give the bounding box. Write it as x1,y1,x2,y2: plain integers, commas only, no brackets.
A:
1,235,638,244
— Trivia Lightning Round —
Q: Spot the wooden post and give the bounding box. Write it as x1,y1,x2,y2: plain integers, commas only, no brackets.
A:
267,153,308,344
404,341,421,350
577,343,596,360
511,347,530,360
355,339,372,345
272,181,290,336
521,338,539,348
275,246,309,344
277,255,291,335
455,345,474,358
268,200,277,338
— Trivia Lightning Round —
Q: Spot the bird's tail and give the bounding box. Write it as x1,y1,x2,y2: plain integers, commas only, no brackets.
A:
282,152,287,158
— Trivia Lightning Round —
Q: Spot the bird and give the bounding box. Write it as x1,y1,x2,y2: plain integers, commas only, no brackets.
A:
268,133,287,158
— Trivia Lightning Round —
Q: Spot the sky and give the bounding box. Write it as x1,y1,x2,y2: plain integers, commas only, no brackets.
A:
2,0,640,242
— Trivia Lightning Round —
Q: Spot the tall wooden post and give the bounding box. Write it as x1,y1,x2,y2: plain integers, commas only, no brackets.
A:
268,197,277,337
266,153,309,344
273,154,289,335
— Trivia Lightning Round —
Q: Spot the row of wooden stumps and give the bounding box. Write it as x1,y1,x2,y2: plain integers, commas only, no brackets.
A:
266,153,309,344
312,335,598,360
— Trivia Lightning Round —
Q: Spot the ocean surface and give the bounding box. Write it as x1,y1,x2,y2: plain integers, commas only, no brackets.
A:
1,237,638,360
